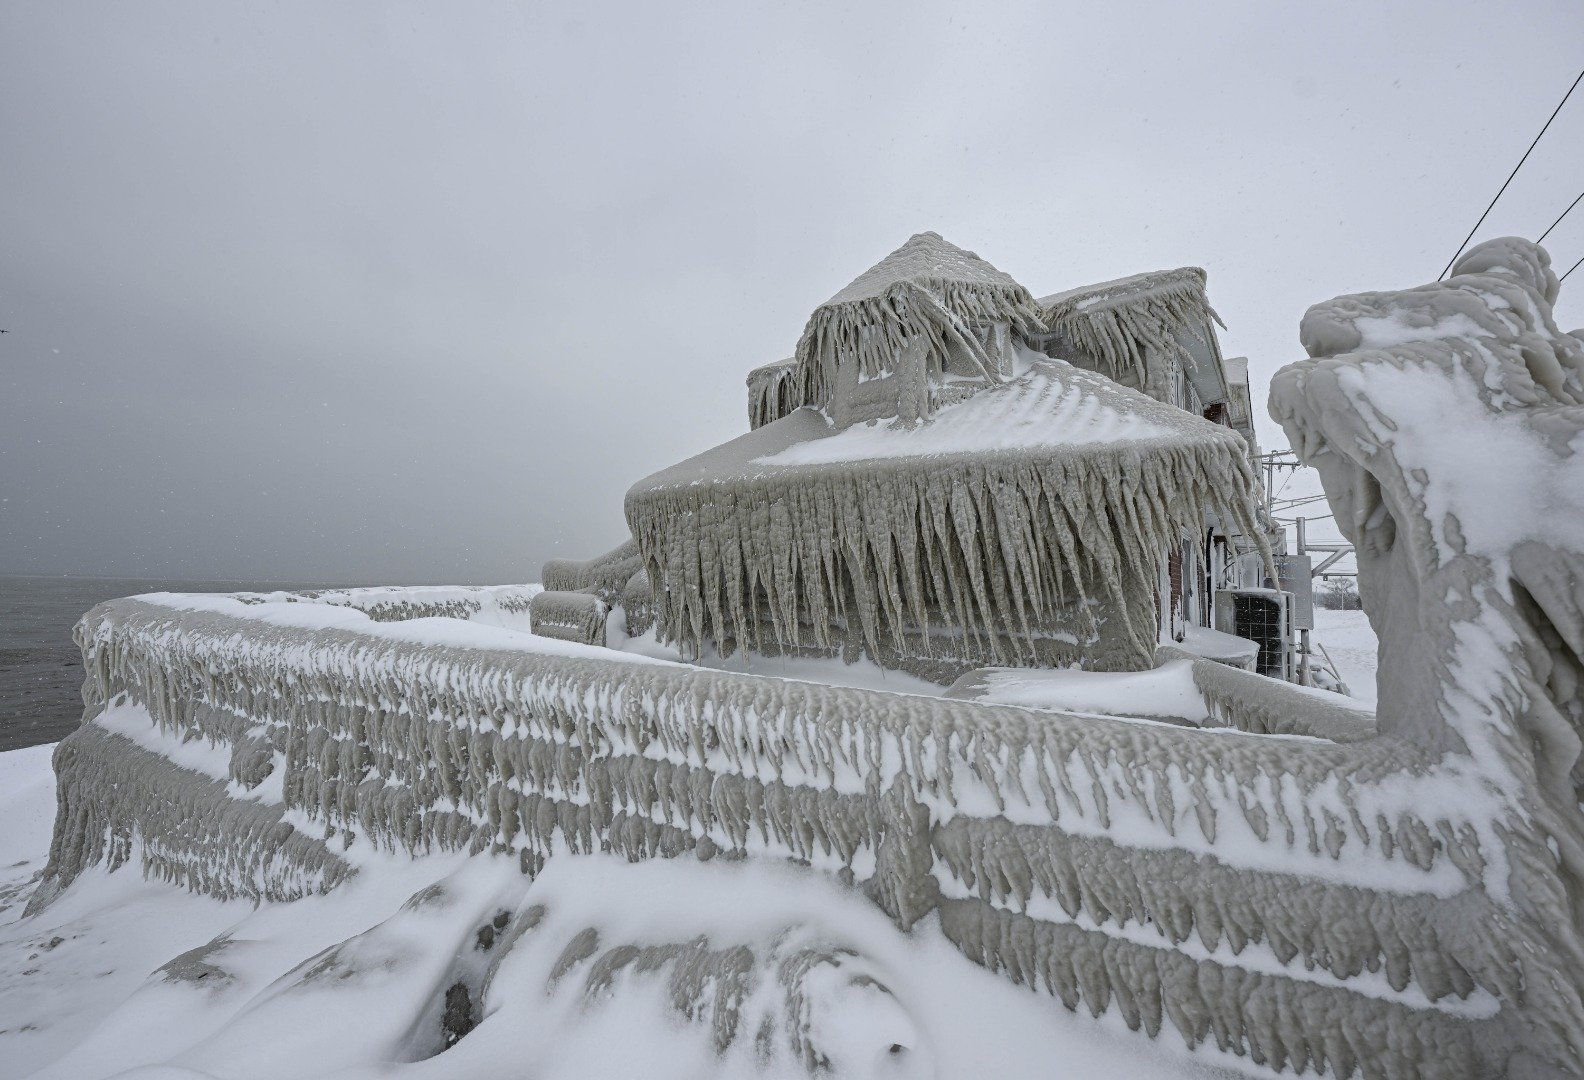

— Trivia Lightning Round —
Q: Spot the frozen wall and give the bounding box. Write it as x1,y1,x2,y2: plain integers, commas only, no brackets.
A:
31,584,1574,1078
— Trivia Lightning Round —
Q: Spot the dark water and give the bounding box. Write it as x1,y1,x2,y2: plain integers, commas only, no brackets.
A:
0,575,347,752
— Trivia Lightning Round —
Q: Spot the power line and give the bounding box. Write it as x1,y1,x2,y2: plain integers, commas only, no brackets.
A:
1562,252,1584,284
1538,188,1584,244
1273,494,1331,510
1273,465,1295,500
1439,67,1584,281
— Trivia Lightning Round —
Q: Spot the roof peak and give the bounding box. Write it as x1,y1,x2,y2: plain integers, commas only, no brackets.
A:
822,231,1028,308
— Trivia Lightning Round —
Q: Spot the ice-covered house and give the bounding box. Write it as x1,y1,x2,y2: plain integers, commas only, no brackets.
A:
541,232,1274,681
26,235,1584,1079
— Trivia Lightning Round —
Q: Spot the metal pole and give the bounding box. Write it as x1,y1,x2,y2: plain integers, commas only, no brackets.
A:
1264,456,1274,522
1295,517,1312,686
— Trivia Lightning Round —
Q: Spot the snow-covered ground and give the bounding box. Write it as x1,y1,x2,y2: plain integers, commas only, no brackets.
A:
1,751,1270,1079
1310,608,1379,707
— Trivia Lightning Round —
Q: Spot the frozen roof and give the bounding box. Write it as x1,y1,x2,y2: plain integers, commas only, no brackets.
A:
790,232,1044,408
746,358,799,429
627,353,1265,668
747,358,795,381
1039,266,1225,400
820,231,1030,307
755,360,1184,467
644,356,1239,487
1038,266,1215,320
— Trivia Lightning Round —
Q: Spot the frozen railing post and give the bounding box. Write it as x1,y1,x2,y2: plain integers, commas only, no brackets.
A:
862,777,938,930
1269,235,1584,1076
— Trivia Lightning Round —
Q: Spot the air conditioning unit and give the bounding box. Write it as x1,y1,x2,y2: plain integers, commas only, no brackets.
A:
1213,589,1292,680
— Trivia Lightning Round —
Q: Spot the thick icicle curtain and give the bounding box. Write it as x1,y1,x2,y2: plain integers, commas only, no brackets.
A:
627,413,1264,671
747,360,799,430
1042,267,1224,397
787,232,1046,412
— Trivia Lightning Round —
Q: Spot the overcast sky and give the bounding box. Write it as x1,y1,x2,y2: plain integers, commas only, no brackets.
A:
2,1,1581,584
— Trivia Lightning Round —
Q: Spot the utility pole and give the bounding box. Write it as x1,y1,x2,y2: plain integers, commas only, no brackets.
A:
1263,454,1277,522
1296,516,1312,686
1257,450,1302,538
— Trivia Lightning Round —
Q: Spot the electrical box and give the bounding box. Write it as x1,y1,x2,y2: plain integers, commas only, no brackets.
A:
1274,554,1314,631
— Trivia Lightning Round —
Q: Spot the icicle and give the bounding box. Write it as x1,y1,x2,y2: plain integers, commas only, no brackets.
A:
1042,266,1223,402
629,389,1266,679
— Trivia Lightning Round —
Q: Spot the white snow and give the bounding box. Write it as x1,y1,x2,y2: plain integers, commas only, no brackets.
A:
1310,607,1379,707
134,592,676,667
1337,360,1584,563
0,743,1263,1080
1352,311,1485,349
1168,625,1261,665
225,584,541,631
610,618,949,698
754,359,1176,466
967,659,1210,721
0,744,56,874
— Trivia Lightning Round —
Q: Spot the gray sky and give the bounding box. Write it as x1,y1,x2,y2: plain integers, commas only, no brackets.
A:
3,1,1582,584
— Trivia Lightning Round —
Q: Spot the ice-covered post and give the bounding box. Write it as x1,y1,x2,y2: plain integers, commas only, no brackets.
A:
1296,516,1312,686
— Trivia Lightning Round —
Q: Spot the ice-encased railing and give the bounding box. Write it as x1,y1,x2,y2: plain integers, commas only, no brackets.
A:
28,583,1565,1079
1265,237,1584,1078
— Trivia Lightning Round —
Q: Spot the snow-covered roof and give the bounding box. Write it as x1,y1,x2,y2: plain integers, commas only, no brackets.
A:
746,358,799,428
819,231,1029,307
1038,266,1225,402
648,355,1240,484
755,359,1185,467
747,357,795,381
1038,266,1212,319
627,352,1264,670
789,232,1044,409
